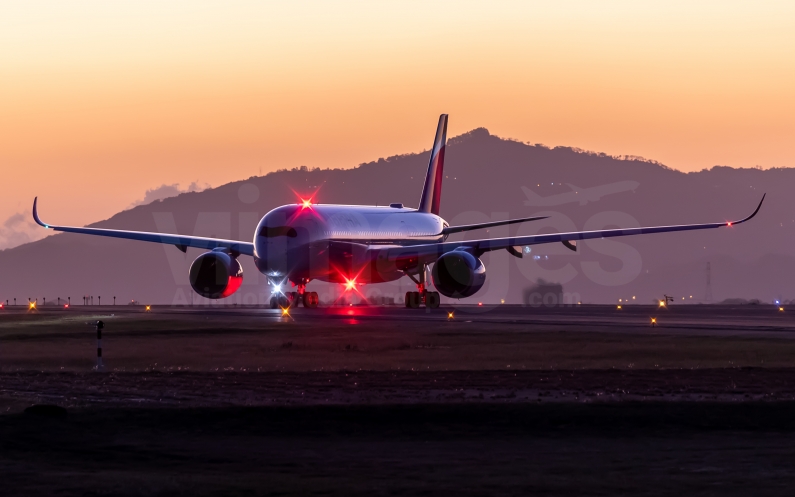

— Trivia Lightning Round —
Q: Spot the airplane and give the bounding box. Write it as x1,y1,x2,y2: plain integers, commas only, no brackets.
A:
522,180,640,207
32,115,765,310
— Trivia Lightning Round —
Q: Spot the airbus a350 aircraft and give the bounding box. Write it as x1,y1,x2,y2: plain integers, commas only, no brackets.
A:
33,115,764,309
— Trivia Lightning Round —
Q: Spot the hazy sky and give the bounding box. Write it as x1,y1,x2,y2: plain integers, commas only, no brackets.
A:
1,1,793,242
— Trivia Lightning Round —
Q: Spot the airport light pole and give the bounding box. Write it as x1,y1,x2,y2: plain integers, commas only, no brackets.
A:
98,296,101,306
113,296,116,306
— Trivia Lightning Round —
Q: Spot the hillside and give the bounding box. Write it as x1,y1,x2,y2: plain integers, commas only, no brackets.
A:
1,128,791,305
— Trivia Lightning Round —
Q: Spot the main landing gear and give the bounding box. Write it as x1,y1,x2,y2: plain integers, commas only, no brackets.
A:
270,283,319,309
404,266,440,309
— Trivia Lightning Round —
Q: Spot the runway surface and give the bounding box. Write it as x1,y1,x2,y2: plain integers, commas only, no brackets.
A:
3,304,795,495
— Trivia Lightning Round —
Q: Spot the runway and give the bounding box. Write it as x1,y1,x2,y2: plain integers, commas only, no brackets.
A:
3,304,795,495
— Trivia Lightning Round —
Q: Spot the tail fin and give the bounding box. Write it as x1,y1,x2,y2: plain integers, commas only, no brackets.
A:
418,114,448,215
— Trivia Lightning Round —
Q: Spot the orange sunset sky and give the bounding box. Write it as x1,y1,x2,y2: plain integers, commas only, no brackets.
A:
1,1,794,246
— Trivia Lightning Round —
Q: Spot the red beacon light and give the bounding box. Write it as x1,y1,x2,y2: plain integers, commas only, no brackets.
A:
301,198,313,209
64,304,69,308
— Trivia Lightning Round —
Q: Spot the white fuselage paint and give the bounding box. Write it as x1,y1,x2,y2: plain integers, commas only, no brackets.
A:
253,204,446,285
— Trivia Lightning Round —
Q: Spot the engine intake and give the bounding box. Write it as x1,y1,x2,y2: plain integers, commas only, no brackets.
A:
431,251,486,298
189,251,243,299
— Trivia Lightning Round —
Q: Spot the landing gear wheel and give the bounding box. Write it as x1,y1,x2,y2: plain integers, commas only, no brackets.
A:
287,292,300,307
303,291,319,308
270,296,278,309
426,291,440,309
406,291,421,309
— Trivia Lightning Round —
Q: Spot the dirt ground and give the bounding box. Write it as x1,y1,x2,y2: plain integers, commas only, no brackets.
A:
3,304,795,496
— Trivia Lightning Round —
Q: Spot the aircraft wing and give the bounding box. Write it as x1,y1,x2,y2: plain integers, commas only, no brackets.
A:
32,198,255,256
380,195,765,266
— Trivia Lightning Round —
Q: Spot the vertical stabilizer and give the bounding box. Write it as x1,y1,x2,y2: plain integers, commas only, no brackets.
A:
418,114,448,214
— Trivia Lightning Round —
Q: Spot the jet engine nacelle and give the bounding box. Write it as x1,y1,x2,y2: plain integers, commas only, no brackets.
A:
431,250,486,298
189,251,243,299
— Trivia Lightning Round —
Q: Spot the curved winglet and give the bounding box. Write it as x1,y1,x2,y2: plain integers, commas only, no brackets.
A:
32,197,49,228
731,194,765,225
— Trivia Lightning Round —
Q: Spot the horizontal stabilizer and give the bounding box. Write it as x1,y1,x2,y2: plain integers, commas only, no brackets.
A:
441,215,548,236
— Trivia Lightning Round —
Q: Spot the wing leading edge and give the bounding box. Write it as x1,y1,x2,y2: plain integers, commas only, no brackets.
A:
32,198,255,256
381,195,765,265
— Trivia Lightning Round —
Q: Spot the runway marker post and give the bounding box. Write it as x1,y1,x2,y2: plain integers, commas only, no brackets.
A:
95,320,105,371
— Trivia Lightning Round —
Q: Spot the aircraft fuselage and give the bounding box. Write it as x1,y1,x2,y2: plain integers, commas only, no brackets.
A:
253,204,446,285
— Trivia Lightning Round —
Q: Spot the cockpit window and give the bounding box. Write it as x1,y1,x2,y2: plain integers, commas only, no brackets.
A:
260,226,298,238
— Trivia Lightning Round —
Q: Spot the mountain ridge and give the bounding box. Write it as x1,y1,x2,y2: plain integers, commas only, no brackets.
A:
1,128,790,305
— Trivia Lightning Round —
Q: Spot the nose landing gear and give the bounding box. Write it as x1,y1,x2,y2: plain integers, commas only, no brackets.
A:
269,281,319,309
269,293,291,309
